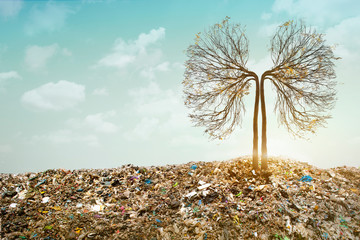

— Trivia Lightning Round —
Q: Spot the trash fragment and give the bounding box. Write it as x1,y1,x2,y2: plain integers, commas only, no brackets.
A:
299,175,313,182
91,205,102,212
9,203,17,208
190,164,197,170
198,183,211,190
185,191,197,198
35,179,46,188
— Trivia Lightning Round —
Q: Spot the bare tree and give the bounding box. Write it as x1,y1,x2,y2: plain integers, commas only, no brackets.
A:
259,20,339,170
183,17,261,170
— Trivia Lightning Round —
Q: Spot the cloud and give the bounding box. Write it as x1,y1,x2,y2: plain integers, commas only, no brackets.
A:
0,71,21,82
21,80,85,111
31,111,118,148
66,111,119,134
128,81,161,100
326,16,360,54
140,61,170,79
325,16,360,74
92,87,109,96
129,117,159,140
0,71,21,91
32,129,99,146
25,44,71,70
0,144,12,153
272,0,295,14
258,22,280,37
97,27,165,69
126,81,190,141
0,0,23,19
84,112,118,133
25,1,73,36
25,44,58,70
349,136,360,145
61,48,72,56
128,81,179,116
271,0,360,25
261,12,272,20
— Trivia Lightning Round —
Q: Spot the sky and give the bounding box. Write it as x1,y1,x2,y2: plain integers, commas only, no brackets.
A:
0,0,359,173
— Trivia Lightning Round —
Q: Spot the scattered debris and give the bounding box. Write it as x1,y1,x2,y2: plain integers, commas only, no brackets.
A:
0,157,359,239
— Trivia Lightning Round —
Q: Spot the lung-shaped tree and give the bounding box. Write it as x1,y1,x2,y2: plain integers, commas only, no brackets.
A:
183,19,338,172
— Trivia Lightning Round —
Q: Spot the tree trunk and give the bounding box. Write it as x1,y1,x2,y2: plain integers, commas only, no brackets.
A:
260,73,268,171
252,76,259,170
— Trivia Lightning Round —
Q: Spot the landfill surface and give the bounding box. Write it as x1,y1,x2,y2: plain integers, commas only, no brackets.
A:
1,157,359,240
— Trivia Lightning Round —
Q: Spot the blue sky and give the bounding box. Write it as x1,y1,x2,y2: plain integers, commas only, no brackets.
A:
0,0,359,173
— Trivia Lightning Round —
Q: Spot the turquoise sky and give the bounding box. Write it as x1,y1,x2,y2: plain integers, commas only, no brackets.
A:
1,0,359,173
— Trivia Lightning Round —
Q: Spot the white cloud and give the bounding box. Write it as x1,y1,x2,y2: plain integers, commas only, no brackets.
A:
261,12,272,20
326,16,360,53
0,0,23,19
0,71,21,91
85,112,118,133
97,27,165,69
25,44,58,70
349,136,360,145
128,81,179,116
21,80,85,111
272,0,295,13
32,129,99,146
136,27,165,51
92,87,109,96
325,16,360,73
126,81,190,141
61,48,72,56
272,0,360,25
67,111,119,134
140,61,170,79
98,51,135,68
0,71,21,82
31,111,117,148
258,22,280,37
25,44,71,70
0,44,7,55
129,117,159,140
0,144,12,153
25,2,73,36
128,81,161,100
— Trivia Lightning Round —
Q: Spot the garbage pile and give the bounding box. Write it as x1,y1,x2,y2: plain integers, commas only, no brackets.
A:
1,157,359,239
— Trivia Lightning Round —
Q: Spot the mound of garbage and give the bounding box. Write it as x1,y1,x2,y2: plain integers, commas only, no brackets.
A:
1,157,359,239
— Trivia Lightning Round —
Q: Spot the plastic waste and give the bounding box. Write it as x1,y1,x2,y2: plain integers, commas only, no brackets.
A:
299,175,313,182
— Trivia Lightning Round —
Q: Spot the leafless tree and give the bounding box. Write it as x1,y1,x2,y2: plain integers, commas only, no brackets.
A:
259,20,339,170
183,17,261,170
